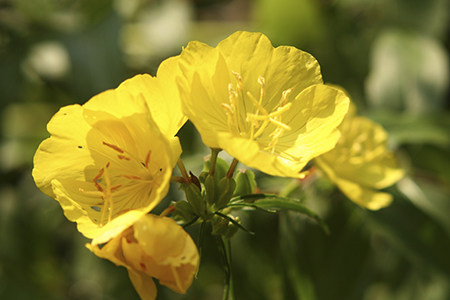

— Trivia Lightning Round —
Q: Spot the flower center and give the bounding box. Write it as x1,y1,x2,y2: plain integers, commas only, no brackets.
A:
221,71,293,153
80,142,156,227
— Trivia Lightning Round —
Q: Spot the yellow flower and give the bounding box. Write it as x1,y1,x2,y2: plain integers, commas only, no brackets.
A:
87,214,199,300
315,104,404,210
177,31,349,178
32,60,186,244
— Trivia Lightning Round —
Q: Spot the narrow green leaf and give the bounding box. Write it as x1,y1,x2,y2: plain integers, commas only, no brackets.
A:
227,194,329,234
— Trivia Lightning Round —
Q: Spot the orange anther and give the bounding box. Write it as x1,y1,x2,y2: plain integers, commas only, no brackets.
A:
103,141,124,153
93,168,104,192
144,150,151,168
120,175,141,180
110,185,122,192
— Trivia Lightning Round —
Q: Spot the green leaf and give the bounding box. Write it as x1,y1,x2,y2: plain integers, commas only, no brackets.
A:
366,198,450,278
366,29,448,113
369,111,450,147
398,177,450,236
227,194,329,234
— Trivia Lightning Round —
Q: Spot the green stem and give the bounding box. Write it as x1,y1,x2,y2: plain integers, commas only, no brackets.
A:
171,176,186,183
209,148,221,175
177,158,190,182
226,158,239,178
219,237,235,300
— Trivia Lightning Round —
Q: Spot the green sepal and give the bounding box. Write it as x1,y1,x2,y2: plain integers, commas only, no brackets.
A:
233,169,257,197
216,177,236,209
205,173,216,206
199,171,209,184
215,211,253,236
172,200,195,223
224,222,239,240
210,213,247,238
227,194,329,234
210,214,229,236
183,182,206,217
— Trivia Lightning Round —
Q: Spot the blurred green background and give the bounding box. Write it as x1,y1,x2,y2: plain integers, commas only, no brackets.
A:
0,0,449,299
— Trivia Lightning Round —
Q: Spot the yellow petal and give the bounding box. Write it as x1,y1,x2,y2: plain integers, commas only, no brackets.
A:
118,57,187,137
334,176,393,210
32,105,93,197
87,214,199,296
87,236,158,300
133,215,199,293
128,270,157,300
216,31,323,96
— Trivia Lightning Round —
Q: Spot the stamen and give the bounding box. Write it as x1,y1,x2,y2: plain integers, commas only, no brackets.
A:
231,71,243,92
100,163,113,226
93,168,104,192
110,185,122,192
79,188,103,197
222,83,240,135
268,117,291,131
257,76,265,99
222,72,294,152
246,91,269,115
103,141,124,153
144,150,151,168
103,141,151,172
120,175,142,180
252,119,270,139
281,88,293,106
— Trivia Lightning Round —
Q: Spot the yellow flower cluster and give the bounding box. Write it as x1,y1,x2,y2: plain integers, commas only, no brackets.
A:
32,31,403,299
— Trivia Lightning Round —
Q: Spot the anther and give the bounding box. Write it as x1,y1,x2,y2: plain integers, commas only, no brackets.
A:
93,168,105,192
281,88,293,105
231,71,243,92
103,141,124,153
258,76,265,99
120,175,142,180
144,150,151,168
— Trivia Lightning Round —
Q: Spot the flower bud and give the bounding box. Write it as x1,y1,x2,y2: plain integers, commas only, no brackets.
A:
204,173,216,206
173,200,195,223
233,169,257,197
202,156,229,178
183,182,205,217
216,177,236,208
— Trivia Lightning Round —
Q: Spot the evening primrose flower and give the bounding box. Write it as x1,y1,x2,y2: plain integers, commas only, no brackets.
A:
177,31,349,178
87,214,199,300
315,104,404,210
32,60,186,244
